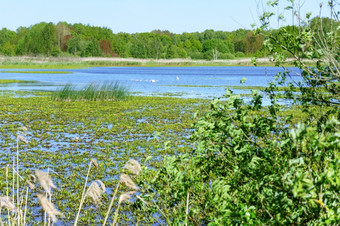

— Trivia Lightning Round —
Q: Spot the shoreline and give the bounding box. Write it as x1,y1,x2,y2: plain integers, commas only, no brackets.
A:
0,56,316,69
0,56,277,68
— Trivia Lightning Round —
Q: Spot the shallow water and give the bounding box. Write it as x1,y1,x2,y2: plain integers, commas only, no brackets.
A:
0,66,301,98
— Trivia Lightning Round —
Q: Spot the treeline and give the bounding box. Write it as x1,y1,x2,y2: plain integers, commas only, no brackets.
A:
0,22,262,59
0,18,336,60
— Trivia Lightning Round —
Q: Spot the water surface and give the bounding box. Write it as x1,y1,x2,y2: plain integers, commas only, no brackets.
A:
0,66,300,99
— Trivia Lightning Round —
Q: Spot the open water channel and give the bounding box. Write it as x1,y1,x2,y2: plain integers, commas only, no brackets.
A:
0,66,300,99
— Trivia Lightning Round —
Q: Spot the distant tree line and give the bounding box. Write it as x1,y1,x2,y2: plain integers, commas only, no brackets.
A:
0,18,337,59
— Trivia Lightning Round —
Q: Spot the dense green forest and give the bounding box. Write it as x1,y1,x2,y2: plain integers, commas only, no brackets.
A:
0,17,336,60
0,22,260,59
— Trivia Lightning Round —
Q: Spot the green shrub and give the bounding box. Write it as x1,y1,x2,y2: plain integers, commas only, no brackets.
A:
51,46,62,57
235,51,246,58
138,89,340,224
220,53,235,59
188,51,203,60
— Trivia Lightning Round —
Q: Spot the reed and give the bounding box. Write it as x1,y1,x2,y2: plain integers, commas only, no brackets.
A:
1,149,146,225
85,180,106,206
37,193,63,224
103,159,141,226
51,81,130,101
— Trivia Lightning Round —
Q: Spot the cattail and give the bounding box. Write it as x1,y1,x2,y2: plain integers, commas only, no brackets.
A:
0,196,15,211
37,194,63,223
35,170,57,195
17,135,28,144
119,174,139,191
124,159,142,175
85,180,105,206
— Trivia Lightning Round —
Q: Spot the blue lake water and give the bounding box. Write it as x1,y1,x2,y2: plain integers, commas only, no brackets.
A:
0,66,300,99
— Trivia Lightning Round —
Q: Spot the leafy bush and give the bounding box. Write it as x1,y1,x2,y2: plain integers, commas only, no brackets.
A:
235,51,246,58
188,51,203,60
220,53,235,59
138,88,340,224
259,0,340,106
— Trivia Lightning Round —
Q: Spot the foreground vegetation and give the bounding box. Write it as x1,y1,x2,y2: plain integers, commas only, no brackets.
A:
0,87,338,225
0,1,339,224
0,94,209,224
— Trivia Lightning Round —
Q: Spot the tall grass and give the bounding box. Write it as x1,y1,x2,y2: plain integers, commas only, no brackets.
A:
51,82,130,101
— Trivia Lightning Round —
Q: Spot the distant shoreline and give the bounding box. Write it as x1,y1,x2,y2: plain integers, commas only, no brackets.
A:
0,56,289,69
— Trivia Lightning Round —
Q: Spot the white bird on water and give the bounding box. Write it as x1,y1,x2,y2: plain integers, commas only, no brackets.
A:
176,76,179,80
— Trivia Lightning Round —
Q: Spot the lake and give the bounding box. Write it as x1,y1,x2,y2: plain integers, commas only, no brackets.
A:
0,66,300,99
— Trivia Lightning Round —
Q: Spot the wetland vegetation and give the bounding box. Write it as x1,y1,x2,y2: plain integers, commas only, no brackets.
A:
51,82,130,101
0,1,339,225
0,94,209,224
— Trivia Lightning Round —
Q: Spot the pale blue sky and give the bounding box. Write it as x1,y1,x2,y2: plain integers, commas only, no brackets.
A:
0,0,332,33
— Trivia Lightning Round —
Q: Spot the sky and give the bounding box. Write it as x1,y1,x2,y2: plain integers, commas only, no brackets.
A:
0,0,333,34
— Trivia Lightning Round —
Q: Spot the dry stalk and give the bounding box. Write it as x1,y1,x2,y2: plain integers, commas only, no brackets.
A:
74,159,94,226
186,191,189,226
23,187,28,226
102,181,120,226
26,180,35,190
12,157,15,226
